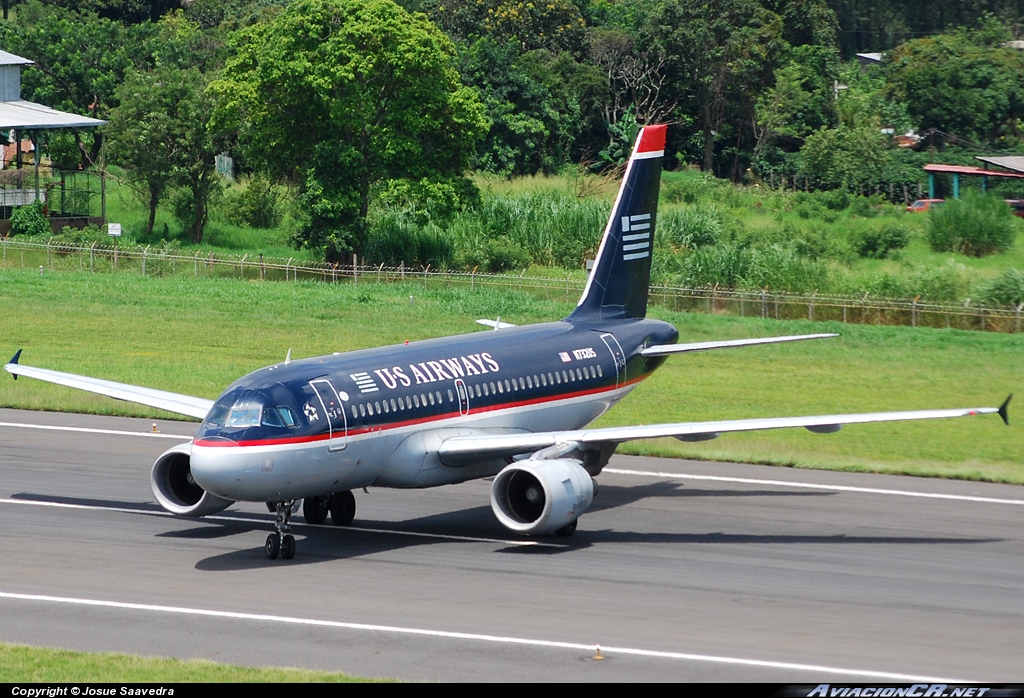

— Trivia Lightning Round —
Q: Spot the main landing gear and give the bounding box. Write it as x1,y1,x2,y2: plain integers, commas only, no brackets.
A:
301,491,355,526
266,500,297,560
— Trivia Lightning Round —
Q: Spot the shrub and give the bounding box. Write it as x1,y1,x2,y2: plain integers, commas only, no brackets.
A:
9,201,50,237
364,213,454,269
978,268,1024,306
225,176,284,229
851,222,910,259
928,193,1016,256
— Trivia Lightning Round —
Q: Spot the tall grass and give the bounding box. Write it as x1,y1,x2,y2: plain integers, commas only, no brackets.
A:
928,192,1016,257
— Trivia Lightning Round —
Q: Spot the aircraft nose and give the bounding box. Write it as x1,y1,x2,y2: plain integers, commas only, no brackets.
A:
189,446,247,499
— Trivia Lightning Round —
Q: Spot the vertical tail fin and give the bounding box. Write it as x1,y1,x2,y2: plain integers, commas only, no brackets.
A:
567,124,666,322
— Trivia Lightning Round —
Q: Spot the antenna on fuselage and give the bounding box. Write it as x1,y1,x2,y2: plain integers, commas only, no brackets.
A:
284,348,292,366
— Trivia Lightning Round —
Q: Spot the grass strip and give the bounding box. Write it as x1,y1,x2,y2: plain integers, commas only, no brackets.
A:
0,643,380,682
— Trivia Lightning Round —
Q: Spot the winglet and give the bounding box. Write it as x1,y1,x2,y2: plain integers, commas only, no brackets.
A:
999,394,1012,426
7,349,21,379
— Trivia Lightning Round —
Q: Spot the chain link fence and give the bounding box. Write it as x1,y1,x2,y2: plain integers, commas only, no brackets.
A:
3,237,1022,333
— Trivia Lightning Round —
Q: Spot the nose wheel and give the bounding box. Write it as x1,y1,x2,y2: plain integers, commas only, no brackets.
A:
266,500,297,560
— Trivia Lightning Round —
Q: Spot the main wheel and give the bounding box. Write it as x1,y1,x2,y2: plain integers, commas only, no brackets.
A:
554,519,578,537
265,534,280,559
329,490,356,526
281,534,296,560
303,496,329,525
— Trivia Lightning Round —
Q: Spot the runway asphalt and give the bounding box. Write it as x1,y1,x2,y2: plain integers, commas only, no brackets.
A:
0,407,1021,682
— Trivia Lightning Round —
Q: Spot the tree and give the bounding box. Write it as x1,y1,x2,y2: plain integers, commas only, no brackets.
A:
107,66,224,242
458,38,603,175
753,43,839,162
211,0,487,260
635,0,786,173
884,19,1024,144
797,118,894,191
3,6,153,168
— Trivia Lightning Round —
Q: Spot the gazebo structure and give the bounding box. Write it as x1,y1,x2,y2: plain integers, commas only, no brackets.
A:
0,50,106,234
922,162,1024,199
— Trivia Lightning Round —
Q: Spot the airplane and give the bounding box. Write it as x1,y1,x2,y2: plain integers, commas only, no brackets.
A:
4,124,1010,560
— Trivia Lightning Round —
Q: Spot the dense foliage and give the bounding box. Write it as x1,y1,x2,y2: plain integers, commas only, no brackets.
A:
2,0,1024,299
210,0,487,260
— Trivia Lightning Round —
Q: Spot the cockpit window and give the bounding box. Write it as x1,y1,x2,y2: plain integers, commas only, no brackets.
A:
276,405,299,427
224,401,263,428
204,388,301,430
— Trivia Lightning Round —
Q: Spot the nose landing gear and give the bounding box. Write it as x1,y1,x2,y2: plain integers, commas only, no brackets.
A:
266,500,297,560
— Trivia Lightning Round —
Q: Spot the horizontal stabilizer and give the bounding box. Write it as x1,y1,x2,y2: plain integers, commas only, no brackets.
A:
476,319,516,329
641,333,837,357
438,402,1004,464
4,357,213,420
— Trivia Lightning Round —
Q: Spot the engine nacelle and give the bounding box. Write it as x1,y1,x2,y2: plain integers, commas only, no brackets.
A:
151,443,234,517
490,459,595,535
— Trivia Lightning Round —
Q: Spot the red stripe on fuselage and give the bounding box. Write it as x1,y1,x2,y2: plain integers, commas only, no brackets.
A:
192,374,647,448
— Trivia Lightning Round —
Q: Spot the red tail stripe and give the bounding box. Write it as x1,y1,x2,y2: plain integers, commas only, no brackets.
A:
637,124,667,153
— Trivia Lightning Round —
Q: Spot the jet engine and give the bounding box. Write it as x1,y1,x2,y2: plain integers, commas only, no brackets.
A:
490,459,595,535
151,442,234,517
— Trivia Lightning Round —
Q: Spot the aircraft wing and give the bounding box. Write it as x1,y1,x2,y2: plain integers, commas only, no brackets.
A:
437,397,1011,465
4,350,214,420
641,333,837,357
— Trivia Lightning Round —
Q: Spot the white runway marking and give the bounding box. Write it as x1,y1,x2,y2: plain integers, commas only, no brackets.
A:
0,421,193,440
0,497,559,548
0,590,974,683
606,468,1024,506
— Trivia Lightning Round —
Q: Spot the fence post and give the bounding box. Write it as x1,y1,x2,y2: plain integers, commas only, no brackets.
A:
808,291,816,321
761,288,767,318
400,260,405,281
471,265,477,291
378,262,384,284
353,253,358,286
239,253,247,279
142,245,150,276
47,237,52,269
912,295,920,327
1016,303,1023,333
423,264,430,289
286,258,292,281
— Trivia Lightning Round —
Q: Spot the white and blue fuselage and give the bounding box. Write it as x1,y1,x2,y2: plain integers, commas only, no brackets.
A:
190,318,677,501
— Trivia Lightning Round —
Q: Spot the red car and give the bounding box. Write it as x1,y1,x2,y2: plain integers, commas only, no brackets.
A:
906,198,944,212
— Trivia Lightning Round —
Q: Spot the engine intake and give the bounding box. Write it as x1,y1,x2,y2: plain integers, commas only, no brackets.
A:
151,443,234,517
490,459,594,535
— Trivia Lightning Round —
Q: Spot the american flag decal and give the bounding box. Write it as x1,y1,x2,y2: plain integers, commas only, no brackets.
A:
350,372,379,393
621,213,652,261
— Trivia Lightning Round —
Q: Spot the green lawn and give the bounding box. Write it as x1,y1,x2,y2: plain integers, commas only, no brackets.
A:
0,267,1020,482
0,643,378,682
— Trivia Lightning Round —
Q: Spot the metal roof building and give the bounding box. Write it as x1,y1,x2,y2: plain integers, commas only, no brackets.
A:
0,50,105,130
0,50,106,232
